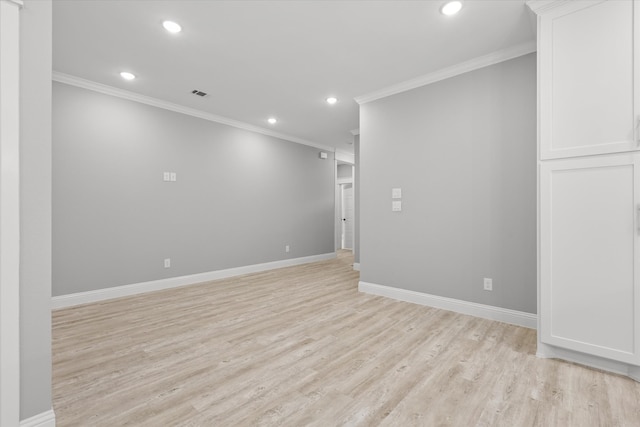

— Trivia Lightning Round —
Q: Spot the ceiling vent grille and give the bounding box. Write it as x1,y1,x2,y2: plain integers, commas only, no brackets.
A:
191,89,208,97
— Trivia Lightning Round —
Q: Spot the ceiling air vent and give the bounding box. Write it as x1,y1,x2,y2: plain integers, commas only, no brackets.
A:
191,89,208,97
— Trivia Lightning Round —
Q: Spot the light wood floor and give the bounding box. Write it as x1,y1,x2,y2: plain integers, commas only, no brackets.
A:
53,251,640,426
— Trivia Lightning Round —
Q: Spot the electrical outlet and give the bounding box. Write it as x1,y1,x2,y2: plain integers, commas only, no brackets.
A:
163,172,170,181
285,245,290,253
164,258,171,268
483,278,492,291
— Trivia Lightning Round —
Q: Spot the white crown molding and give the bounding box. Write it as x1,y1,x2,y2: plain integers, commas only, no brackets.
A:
2,0,24,7
52,71,336,153
527,0,599,16
52,253,336,309
20,409,55,427
354,40,537,105
526,0,573,15
358,281,537,329
350,128,360,136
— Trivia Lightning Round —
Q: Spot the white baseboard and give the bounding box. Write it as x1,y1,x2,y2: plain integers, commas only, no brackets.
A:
353,263,360,271
537,343,640,382
52,253,336,309
358,281,537,329
20,409,55,427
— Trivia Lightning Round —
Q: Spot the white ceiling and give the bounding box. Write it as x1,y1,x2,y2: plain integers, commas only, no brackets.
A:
53,0,536,154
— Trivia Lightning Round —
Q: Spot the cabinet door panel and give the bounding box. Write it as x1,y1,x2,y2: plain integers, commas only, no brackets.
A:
540,0,637,159
540,154,640,363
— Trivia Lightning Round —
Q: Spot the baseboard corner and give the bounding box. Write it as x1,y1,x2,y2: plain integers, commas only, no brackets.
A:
20,409,55,427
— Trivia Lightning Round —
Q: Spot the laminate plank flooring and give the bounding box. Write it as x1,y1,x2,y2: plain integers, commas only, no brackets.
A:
52,251,640,426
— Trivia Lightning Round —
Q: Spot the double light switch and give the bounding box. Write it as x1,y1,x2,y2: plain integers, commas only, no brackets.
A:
392,187,402,212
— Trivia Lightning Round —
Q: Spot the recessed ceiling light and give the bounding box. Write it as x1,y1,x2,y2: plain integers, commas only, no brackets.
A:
120,71,136,80
441,1,463,16
268,117,277,125
326,97,338,105
162,20,182,33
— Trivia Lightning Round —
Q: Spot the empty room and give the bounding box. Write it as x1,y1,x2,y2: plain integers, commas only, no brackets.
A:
3,0,640,426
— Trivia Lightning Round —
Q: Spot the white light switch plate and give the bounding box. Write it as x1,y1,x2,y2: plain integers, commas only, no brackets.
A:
392,201,402,212
392,188,402,199
170,172,177,182
163,172,170,182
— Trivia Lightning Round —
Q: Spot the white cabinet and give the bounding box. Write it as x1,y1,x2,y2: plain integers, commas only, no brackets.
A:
538,0,640,160
531,0,640,378
540,153,640,364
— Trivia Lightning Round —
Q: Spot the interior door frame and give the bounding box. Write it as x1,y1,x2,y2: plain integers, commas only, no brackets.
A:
340,183,354,250
335,160,355,253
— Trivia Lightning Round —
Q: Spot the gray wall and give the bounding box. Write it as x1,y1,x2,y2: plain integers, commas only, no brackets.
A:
337,164,353,179
360,54,536,314
53,82,335,296
20,0,53,420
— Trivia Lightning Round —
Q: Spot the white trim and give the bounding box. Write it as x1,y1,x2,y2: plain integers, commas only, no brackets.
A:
354,40,537,105
335,151,355,165
52,253,336,309
353,263,360,271
336,177,353,185
358,281,537,329
526,0,573,15
334,160,340,253
2,0,24,7
20,409,56,427
52,71,336,153
537,343,640,383
0,1,21,425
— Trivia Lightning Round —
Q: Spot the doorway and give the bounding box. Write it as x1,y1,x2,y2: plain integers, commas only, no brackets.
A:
335,161,354,253
334,159,356,252
341,184,354,250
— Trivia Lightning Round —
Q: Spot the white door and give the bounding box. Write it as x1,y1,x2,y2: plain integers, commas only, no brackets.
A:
540,153,640,364
342,184,354,250
539,0,640,159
